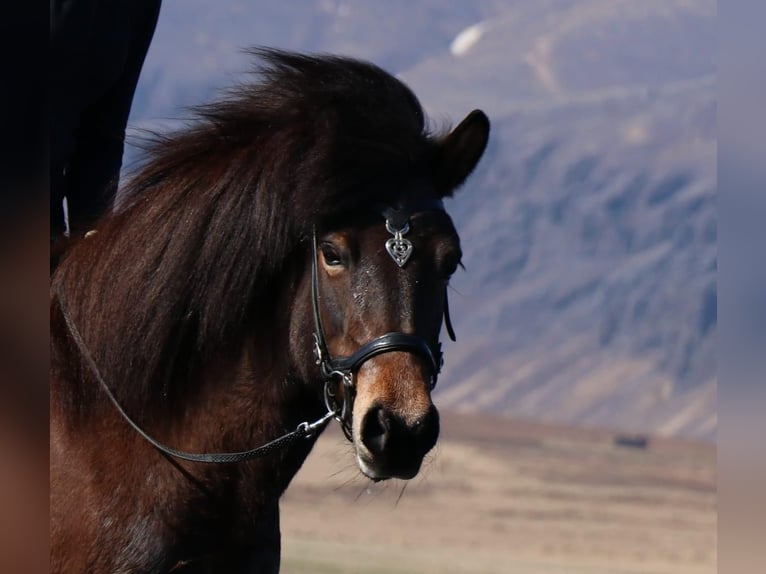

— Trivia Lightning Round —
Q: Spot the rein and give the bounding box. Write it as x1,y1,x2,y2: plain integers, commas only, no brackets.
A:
54,198,455,463
55,285,336,464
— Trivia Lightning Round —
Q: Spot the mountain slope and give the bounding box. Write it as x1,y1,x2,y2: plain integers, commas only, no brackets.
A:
403,0,716,439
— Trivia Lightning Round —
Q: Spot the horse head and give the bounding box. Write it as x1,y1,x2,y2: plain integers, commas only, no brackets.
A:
298,111,489,481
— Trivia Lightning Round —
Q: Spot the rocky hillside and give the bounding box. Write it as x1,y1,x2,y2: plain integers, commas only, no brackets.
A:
404,1,716,439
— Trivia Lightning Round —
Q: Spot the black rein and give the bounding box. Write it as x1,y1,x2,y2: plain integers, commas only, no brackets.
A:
55,285,336,464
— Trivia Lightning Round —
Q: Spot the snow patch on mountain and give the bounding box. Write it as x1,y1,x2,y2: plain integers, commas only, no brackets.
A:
450,22,486,57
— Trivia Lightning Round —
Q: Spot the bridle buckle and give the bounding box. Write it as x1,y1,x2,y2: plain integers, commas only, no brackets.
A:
312,332,324,366
323,374,354,440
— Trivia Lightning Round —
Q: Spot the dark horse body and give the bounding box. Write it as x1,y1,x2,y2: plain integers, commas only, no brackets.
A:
50,50,489,573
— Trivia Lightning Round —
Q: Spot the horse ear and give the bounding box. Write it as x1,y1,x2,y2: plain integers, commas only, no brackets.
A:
434,109,490,196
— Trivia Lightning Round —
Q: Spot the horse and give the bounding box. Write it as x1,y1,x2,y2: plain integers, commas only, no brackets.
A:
50,48,489,573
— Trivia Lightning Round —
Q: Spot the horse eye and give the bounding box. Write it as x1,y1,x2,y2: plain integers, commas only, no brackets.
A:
320,244,344,267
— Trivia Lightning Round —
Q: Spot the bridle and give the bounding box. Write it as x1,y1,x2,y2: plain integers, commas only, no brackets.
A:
311,199,455,440
54,198,456,463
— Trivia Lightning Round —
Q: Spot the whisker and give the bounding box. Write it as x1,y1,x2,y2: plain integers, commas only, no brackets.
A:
334,471,363,492
365,480,388,504
353,482,370,502
328,462,357,479
394,480,408,506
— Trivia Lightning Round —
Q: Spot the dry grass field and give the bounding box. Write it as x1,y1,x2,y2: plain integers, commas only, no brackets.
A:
280,411,716,574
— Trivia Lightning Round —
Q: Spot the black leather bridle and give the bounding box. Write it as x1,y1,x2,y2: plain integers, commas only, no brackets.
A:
311,200,455,440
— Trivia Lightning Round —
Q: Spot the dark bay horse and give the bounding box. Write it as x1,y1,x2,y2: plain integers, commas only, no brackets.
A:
50,49,489,573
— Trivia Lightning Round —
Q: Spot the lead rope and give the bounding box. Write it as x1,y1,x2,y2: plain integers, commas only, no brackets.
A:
54,285,337,464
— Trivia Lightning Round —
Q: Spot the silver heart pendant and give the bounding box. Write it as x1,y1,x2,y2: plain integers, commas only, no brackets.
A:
385,237,413,267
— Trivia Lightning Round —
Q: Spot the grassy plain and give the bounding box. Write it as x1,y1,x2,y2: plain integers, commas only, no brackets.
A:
280,411,716,574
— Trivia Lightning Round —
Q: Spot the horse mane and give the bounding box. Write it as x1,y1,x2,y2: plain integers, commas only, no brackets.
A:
51,48,442,417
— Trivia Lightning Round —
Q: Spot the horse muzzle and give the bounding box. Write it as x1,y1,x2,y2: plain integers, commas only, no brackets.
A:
354,402,440,481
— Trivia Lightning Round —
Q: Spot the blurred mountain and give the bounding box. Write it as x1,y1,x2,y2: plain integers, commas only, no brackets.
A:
127,0,716,440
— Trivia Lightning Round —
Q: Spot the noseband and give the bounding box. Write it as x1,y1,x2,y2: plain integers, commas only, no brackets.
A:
311,200,455,440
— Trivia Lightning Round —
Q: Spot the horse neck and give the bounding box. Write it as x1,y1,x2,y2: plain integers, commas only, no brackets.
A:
52,254,325,480
164,268,325,460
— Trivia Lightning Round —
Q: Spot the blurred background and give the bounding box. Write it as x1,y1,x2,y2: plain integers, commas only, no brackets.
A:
120,2,717,572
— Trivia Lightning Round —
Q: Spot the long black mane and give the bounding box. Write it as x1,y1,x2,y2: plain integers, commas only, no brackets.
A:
51,49,443,416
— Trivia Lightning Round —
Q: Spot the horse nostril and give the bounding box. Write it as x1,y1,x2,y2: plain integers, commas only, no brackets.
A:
361,406,392,456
